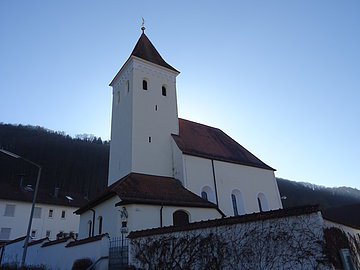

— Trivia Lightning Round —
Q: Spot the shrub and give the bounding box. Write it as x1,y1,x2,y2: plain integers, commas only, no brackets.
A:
71,258,93,270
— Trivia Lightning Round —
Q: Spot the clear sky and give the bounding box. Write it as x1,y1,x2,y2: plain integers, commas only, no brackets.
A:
1,1,359,189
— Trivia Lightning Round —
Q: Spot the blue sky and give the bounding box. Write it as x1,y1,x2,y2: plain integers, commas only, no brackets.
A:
1,1,359,189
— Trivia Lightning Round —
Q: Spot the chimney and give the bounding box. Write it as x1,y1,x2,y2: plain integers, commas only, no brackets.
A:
54,187,60,198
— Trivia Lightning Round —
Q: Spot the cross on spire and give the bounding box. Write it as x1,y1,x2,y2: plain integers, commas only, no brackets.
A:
141,17,145,33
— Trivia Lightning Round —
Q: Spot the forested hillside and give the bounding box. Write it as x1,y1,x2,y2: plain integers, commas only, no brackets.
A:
0,123,109,199
1,123,360,212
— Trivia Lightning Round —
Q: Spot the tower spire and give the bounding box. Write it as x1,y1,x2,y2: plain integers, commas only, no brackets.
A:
141,17,145,33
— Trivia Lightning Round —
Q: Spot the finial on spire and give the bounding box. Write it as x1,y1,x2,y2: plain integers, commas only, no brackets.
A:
141,17,145,33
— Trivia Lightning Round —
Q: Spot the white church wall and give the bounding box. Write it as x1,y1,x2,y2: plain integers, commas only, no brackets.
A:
131,58,179,179
182,155,216,203
171,141,185,185
182,155,282,217
0,199,80,241
213,160,282,215
108,61,134,185
78,196,120,239
124,204,221,233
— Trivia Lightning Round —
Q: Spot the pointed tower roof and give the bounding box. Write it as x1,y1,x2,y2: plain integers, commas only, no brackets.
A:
131,33,179,73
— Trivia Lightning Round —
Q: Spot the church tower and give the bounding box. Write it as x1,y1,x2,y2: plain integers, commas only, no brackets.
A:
108,28,180,185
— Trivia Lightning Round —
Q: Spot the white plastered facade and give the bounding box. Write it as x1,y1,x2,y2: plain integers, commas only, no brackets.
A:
0,199,79,241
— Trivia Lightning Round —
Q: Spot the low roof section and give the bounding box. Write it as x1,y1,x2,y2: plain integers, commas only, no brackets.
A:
75,173,218,215
0,181,88,208
172,119,275,171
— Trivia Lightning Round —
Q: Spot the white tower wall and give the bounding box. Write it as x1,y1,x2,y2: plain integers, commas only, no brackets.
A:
108,57,179,185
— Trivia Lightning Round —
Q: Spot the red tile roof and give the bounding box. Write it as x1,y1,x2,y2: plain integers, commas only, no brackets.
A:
75,173,217,215
28,237,49,246
131,33,179,73
41,236,74,247
128,205,320,239
0,182,88,208
173,119,275,171
65,234,109,247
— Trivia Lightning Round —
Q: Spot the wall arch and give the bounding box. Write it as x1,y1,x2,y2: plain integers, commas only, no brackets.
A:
231,189,245,216
173,210,190,226
201,186,216,203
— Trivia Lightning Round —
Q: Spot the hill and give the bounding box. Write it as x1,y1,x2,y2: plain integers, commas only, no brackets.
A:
0,123,109,199
1,123,360,218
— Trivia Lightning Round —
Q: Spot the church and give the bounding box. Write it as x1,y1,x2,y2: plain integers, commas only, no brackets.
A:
75,27,283,239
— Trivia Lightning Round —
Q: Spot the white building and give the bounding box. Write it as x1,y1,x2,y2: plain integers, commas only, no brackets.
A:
76,28,283,239
0,182,86,242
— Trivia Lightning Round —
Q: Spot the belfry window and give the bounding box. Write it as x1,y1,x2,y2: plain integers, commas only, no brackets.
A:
142,80,148,90
162,86,167,96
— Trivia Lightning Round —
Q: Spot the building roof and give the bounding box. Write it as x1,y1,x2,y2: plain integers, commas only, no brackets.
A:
128,205,320,239
131,33,179,73
0,181,88,208
323,203,360,229
75,173,218,214
172,119,275,171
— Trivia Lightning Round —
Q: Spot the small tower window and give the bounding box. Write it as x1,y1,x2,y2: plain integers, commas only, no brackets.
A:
126,80,130,93
142,80,148,90
148,136,152,143
162,86,167,96
117,91,121,104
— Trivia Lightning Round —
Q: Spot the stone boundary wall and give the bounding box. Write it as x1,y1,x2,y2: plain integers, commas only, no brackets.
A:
0,234,109,270
129,208,333,270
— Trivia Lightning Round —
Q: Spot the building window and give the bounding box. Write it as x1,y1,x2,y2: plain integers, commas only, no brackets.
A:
88,220,92,238
98,216,103,235
46,230,51,238
231,194,238,216
142,79,148,90
0,228,11,240
4,204,15,217
48,209,54,218
162,86,167,96
34,207,42,219
231,189,245,216
31,230,36,238
126,80,130,93
257,193,269,212
173,210,189,226
61,210,66,219
148,136,152,143
200,186,215,203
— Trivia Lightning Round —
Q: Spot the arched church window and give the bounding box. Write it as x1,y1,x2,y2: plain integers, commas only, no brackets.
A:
88,220,92,238
201,186,215,203
98,216,103,235
173,210,189,226
162,86,167,96
231,189,245,216
142,79,148,90
257,192,269,212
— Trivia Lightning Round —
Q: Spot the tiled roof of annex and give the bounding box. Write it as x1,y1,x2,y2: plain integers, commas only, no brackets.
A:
75,173,217,215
